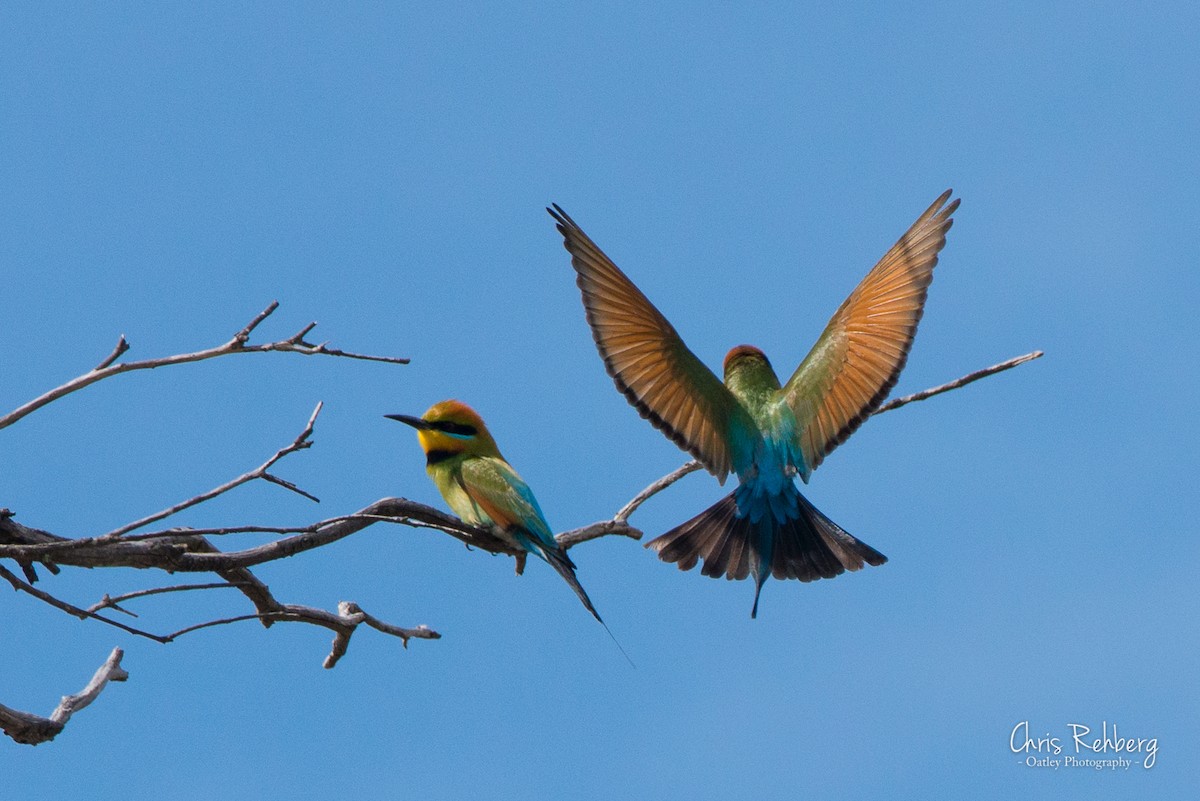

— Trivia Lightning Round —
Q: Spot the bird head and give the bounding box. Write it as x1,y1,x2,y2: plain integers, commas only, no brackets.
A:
724,343,779,382
386,399,503,462
722,345,783,400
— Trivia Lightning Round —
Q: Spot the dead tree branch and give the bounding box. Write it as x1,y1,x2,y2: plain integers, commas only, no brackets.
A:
0,305,432,744
0,300,408,432
0,341,1039,744
873,350,1043,414
101,401,325,539
0,648,128,746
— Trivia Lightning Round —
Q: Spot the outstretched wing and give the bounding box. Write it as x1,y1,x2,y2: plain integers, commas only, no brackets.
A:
781,190,959,477
549,204,758,484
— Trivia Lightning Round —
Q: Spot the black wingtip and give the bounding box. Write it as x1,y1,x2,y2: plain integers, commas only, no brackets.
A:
546,202,575,229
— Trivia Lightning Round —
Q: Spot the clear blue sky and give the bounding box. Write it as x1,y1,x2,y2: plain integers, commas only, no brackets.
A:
3,3,1196,799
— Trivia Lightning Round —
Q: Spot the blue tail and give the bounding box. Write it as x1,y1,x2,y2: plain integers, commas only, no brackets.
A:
646,486,887,618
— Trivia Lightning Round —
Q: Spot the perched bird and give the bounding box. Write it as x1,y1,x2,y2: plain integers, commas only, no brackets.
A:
549,191,959,617
386,399,605,623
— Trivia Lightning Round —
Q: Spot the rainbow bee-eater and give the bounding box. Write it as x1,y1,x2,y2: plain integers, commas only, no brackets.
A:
549,191,959,617
386,399,606,623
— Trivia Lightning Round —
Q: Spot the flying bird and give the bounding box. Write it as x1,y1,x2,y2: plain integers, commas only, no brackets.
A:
387,399,607,624
548,191,959,617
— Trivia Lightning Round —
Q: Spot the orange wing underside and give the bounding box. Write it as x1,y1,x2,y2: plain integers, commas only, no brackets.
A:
550,204,752,482
786,190,960,473
550,191,959,480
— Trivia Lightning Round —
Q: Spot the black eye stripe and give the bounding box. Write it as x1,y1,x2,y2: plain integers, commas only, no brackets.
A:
434,421,477,436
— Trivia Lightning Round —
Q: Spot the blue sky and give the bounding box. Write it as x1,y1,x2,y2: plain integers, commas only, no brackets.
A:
2,3,1197,798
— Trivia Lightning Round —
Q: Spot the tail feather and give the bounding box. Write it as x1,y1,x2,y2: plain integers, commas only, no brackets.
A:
534,541,635,667
653,494,753,579
700,500,747,579
535,542,603,623
646,489,887,617
721,515,752,582
774,507,841,581
656,495,738,572
506,531,633,666
791,492,888,574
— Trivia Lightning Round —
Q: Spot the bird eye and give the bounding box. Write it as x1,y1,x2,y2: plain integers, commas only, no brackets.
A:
435,421,477,437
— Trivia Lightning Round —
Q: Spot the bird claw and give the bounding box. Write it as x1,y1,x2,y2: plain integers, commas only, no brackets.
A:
514,552,527,575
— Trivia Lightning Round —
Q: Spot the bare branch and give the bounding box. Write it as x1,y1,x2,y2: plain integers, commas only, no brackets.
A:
0,302,408,431
343,602,441,645
0,564,170,642
0,307,432,744
119,517,377,541
88,582,247,614
1,549,439,671
146,601,440,669
260,473,321,503
0,509,60,583
235,300,280,342
613,461,704,524
0,648,128,746
93,336,130,371
326,602,441,669
872,351,1044,415
556,520,642,549
99,402,324,539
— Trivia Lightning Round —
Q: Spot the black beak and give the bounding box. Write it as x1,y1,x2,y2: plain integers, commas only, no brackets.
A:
385,414,431,430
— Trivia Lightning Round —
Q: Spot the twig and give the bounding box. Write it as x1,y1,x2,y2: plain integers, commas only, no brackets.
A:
0,302,408,431
872,351,1043,415
163,613,272,640
93,336,129,371
88,582,247,615
1,555,437,670
327,602,441,668
151,602,440,669
0,647,128,746
235,301,280,342
613,461,704,524
99,402,324,539
0,564,169,642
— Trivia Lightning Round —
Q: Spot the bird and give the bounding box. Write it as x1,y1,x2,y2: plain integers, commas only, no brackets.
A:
548,191,959,617
386,399,608,624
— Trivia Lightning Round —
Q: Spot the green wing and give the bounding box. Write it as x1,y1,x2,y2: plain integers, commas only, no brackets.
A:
458,456,556,546
781,191,959,476
549,205,759,483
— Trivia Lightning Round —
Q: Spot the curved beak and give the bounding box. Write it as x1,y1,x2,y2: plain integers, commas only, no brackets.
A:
385,414,431,430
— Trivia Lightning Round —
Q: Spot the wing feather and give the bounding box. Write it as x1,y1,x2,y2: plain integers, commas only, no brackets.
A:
549,205,759,482
782,191,959,475
459,457,556,549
